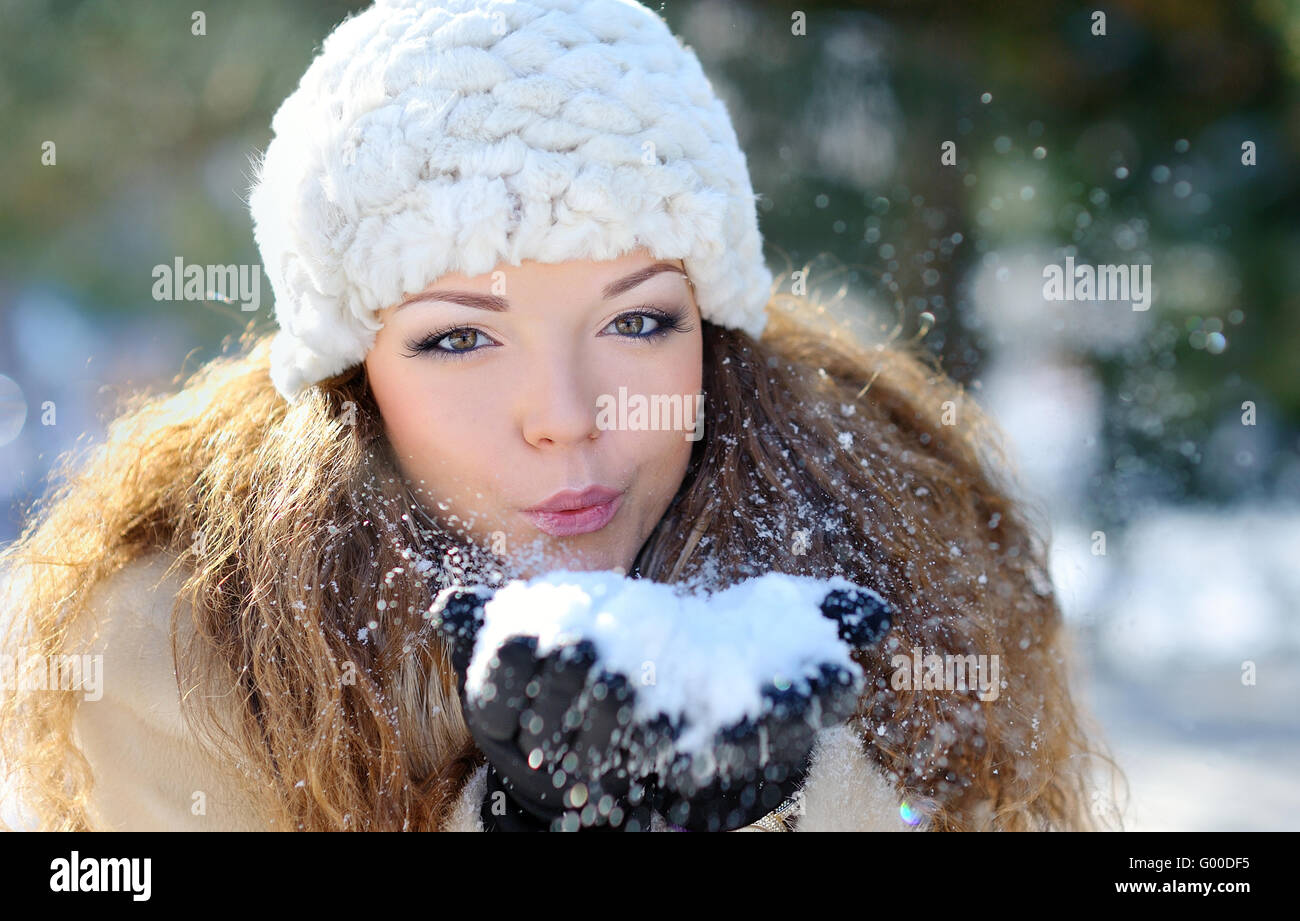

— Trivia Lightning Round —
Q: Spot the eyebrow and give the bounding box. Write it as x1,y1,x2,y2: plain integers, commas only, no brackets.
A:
393,261,687,312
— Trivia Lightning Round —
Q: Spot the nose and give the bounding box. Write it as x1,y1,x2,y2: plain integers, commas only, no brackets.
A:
519,348,602,449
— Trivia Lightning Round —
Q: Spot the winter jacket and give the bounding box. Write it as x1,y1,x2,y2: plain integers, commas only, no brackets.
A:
68,549,926,832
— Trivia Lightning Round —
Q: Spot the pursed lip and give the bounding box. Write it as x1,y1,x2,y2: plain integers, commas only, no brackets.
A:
522,485,625,537
523,485,623,513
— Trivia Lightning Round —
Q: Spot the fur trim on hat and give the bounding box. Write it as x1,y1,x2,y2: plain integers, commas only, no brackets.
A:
249,0,774,402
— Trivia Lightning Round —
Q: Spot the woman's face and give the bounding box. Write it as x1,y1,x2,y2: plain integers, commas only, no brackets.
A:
365,248,703,578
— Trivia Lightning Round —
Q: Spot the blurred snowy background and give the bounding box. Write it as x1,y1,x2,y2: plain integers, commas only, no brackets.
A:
2,1,1297,830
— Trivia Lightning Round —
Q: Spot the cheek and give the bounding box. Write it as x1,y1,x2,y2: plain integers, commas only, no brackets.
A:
376,388,431,463
605,340,702,493
366,351,514,514
612,417,695,547
601,336,703,409
367,351,455,479
366,353,422,457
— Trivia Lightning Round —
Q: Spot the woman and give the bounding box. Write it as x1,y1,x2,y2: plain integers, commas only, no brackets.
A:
0,0,1114,832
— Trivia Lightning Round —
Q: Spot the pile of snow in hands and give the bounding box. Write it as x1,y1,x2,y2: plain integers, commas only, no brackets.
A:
456,570,875,755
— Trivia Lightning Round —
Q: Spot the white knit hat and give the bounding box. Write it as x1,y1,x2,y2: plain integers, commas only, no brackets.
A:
249,0,774,402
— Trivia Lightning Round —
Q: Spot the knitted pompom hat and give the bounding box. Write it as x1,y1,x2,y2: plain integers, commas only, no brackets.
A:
249,0,774,402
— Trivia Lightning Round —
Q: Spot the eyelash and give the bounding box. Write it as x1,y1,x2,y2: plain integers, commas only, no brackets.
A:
401,305,692,361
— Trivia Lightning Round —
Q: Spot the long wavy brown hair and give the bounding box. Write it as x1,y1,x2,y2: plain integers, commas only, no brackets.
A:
0,276,1123,831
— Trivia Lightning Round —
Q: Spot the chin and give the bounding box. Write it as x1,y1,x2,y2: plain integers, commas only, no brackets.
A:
515,541,630,578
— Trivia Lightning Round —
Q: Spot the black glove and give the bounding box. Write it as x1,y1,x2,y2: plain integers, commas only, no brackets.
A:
430,586,653,831
648,585,893,832
644,722,817,832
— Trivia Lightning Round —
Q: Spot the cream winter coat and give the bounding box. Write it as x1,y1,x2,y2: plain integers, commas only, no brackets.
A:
69,549,925,833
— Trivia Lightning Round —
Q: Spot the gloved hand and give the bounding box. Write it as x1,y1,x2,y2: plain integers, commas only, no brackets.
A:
648,585,893,831
430,586,653,831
